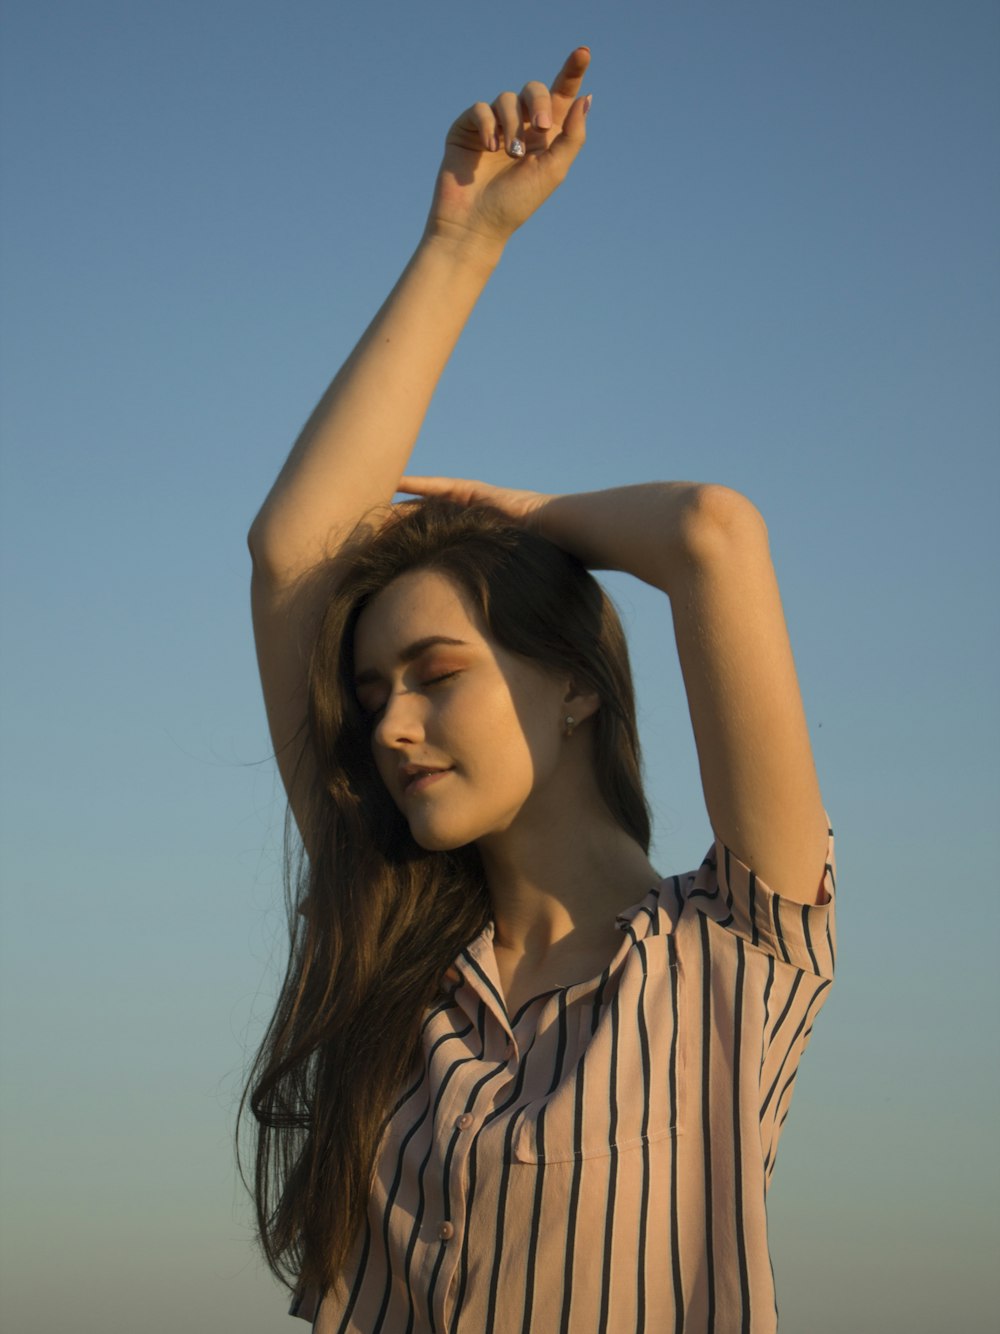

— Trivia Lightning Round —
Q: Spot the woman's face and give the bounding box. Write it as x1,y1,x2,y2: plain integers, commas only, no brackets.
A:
352,568,575,851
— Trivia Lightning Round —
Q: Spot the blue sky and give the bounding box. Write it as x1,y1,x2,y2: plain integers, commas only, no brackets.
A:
1,2,997,1330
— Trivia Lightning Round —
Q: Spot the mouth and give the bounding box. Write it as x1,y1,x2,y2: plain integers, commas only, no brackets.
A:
403,767,454,797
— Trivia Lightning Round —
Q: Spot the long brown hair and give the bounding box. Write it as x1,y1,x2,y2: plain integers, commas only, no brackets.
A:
239,498,652,1300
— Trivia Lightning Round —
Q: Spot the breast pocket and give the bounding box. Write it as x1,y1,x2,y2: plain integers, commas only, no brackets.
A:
505,936,688,1165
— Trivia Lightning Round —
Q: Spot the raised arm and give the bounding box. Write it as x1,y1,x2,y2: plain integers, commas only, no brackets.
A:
397,478,829,907
248,49,593,838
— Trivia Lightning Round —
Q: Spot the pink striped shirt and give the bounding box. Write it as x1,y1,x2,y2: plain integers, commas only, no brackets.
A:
291,819,837,1332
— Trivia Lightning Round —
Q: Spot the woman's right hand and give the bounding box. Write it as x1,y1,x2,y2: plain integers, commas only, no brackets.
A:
424,46,592,255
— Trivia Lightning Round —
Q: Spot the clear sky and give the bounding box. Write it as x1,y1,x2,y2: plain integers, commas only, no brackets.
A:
1,2,997,1330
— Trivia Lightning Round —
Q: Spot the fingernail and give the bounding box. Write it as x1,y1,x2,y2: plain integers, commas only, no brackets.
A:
583,94,593,117
535,111,552,130
490,134,498,152
507,138,525,159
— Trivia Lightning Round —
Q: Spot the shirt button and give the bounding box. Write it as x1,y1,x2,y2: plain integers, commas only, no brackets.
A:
438,1221,455,1241
456,1113,473,1129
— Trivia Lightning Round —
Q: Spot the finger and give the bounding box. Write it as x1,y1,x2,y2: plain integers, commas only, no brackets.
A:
397,476,466,495
519,78,553,131
550,46,591,102
492,90,528,158
470,100,500,152
398,476,491,507
543,92,590,176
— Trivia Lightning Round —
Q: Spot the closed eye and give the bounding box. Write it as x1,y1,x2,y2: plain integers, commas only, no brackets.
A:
361,671,461,724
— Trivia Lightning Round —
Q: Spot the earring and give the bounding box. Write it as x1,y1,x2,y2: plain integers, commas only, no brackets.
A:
564,716,576,737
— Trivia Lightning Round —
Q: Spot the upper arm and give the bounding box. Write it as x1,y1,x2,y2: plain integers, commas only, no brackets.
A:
668,487,828,906
250,559,327,858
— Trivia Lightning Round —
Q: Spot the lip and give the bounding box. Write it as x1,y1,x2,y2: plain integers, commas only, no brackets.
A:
403,767,454,797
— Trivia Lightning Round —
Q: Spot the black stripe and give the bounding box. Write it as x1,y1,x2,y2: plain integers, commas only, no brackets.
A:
768,1108,793,1176
714,846,735,928
699,912,716,1331
760,979,830,1124
669,933,684,1333
560,993,584,1332
455,1124,480,1334
636,940,654,1331
687,881,721,902
759,956,775,1077
519,1111,545,1334
407,1075,453,1331
772,896,792,965
774,1067,800,1121
376,1086,426,1332
670,874,684,918
687,850,720,903
462,946,509,1026
597,976,623,1333
747,868,760,948
474,1027,549,1329
800,902,820,976
464,1024,549,1330
426,1022,502,1331
488,1113,519,1328
764,972,803,1063
732,937,751,1333
722,846,737,912
333,1214,372,1334
525,997,578,1328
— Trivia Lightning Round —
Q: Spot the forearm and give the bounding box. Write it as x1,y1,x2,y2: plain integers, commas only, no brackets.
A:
248,228,504,580
535,482,761,596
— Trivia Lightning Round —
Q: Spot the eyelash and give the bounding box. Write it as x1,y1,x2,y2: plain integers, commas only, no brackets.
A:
425,671,460,687
365,671,459,722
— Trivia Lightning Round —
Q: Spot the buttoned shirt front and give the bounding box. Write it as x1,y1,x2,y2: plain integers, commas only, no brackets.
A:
292,820,837,1333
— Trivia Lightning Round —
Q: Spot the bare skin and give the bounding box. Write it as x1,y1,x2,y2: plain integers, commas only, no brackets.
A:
248,46,828,1019
352,568,662,986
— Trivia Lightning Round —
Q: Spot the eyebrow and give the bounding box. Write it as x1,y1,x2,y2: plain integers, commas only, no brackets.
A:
353,636,471,689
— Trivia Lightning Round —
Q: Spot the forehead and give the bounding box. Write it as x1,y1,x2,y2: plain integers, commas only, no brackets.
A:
353,569,485,662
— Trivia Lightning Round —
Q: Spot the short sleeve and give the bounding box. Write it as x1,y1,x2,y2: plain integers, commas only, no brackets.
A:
685,815,837,982
289,1283,320,1322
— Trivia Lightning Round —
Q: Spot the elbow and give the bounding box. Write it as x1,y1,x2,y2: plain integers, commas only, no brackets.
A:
246,516,270,568
246,513,288,581
680,485,768,564
247,512,267,555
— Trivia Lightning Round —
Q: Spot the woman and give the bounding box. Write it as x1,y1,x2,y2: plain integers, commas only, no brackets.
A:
242,46,837,1333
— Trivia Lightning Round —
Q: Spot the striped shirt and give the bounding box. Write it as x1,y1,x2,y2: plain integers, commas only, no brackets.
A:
291,820,837,1333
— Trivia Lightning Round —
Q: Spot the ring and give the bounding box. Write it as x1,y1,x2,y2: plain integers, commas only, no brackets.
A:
507,138,525,159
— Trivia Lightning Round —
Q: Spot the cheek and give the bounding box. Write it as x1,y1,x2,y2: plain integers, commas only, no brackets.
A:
459,687,553,793
374,747,396,795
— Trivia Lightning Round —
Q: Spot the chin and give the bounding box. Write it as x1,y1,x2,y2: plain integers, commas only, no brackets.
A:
409,813,496,853
409,823,468,853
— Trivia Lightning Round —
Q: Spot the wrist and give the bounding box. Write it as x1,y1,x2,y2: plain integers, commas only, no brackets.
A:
420,220,507,275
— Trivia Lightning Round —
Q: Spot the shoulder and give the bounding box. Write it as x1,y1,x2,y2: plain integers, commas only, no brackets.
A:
670,819,837,982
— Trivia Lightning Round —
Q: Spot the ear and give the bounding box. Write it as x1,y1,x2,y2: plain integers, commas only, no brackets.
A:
562,681,601,725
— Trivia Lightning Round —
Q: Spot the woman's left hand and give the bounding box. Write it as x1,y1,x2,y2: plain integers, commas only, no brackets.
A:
424,47,592,254
397,475,555,530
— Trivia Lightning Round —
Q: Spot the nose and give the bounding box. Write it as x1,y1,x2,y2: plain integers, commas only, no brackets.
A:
372,688,425,752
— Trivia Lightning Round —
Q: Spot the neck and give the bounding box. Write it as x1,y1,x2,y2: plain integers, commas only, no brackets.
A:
476,797,660,961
